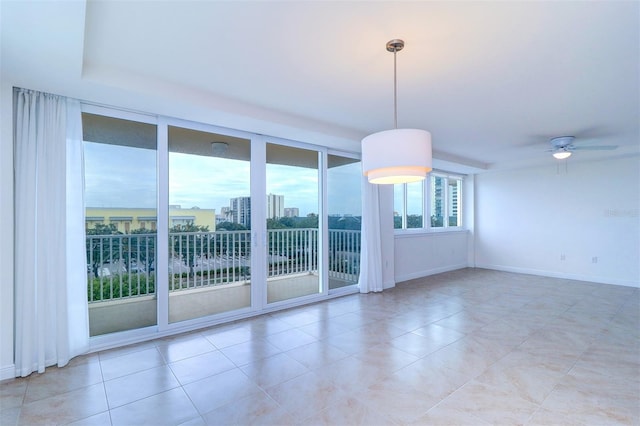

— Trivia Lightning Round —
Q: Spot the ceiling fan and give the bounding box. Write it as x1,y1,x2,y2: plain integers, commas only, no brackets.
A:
548,136,618,160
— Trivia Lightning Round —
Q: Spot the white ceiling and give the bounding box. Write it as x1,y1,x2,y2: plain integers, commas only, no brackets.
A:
2,1,639,172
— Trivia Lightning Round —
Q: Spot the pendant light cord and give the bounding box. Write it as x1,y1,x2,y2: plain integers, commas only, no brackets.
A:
393,48,398,129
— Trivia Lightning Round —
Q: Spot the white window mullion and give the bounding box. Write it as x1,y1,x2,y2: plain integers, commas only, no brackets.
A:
156,118,169,331
250,136,267,310
425,175,431,231
319,149,328,295
402,183,408,229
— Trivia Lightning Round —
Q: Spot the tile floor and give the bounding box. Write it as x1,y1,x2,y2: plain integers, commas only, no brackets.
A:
1,268,639,425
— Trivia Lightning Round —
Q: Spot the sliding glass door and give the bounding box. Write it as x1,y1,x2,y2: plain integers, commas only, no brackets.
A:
265,143,321,304
83,105,361,341
168,125,252,323
327,154,362,290
83,112,158,336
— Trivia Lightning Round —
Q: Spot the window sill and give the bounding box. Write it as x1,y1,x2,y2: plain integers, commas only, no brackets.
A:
394,228,468,238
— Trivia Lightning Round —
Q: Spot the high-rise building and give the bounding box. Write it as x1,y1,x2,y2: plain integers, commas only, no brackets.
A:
284,207,299,217
230,196,251,228
217,207,231,223
267,194,284,219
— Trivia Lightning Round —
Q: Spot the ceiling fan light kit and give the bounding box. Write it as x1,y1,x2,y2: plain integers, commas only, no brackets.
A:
548,135,617,160
362,39,432,184
552,150,572,160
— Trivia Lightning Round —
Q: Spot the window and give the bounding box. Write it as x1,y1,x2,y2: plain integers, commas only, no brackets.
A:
394,173,463,231
81,102,361,345
82,111,158,336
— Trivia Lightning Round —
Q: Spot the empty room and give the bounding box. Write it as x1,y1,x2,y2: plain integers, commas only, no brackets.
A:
1,1,638,425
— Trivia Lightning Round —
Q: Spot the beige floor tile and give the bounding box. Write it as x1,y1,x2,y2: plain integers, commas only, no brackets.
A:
389,330,449,358
18,383,108,425
183,368,263,414
433,309,500,333
168,350,236,385
285,340,350,370
0,406,20,426
392,357,471,400
316,356,390,393
443,380,540,425
110,387,199,426
296,318,351,339
178,416,207,426
201,391,294,426
0,378,28,410
100,346,166,381
105,365,180,408
408,402,492,426
98,340,157,360
219,337,282,366
4,270,638,426
240,352,309,388
263,328,318,351
156,334,216,363
264,371,349,421
242,316,296,337
24,361,103,403
202,324,254,349
474,361,562,405
328,312,375,330
304,395,397,426
525,407,588,426
66,411,112,426
323,329,375,355
426,335,510,380
352,342,419,372
540,383,639,425
355,376,440,424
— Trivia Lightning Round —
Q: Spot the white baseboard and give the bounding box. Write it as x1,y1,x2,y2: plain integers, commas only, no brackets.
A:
395,263,468,284
475,263,640,288
0,364,15,381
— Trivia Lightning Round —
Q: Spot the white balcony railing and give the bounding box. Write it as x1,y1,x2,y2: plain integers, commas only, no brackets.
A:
87,228,360,303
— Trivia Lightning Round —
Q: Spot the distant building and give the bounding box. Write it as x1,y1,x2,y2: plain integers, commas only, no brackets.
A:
267,194,284,219
230,196,251,228
284,207,299,218
85,206,216,233
217,207,231,224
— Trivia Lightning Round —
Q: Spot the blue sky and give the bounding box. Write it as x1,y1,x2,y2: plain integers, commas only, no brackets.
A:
84,142,361,216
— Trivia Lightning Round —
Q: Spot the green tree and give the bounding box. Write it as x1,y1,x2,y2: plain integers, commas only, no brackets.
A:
170,222,210,277
267,218,286,229
216,221,247,231
86,223,122,278
407,215,423,228
129,228,156,274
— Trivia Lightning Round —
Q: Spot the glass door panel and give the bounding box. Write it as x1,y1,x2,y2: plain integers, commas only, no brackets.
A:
83,112,158,336
327,155,361,289
266,143,320,303
168,126,251,323
406,181,424,228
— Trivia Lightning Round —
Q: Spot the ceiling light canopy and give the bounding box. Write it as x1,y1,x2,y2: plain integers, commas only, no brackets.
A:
362,39,432,185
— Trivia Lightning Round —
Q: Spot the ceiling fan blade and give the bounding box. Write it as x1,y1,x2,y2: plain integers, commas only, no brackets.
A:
571,145,618,151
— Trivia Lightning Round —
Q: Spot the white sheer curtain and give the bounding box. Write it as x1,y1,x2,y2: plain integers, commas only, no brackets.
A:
358,176,384,293
14,88,89,377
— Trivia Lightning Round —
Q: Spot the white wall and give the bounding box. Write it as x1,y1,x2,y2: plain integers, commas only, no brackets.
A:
474,156,640,287
395,231,469,282
0,76,16,380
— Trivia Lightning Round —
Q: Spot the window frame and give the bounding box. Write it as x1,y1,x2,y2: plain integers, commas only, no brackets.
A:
394,172,465,234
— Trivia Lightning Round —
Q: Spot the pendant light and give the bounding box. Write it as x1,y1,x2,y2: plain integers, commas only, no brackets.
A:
362,39,432,184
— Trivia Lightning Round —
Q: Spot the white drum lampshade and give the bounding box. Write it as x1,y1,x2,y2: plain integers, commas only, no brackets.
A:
362,128,432,184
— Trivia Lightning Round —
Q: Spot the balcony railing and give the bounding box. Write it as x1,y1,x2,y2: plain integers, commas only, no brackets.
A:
87,228,360,303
